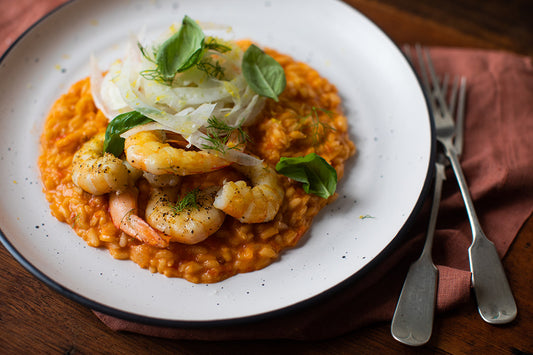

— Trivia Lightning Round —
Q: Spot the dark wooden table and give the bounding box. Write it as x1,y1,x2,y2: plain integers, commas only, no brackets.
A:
1,0,532,353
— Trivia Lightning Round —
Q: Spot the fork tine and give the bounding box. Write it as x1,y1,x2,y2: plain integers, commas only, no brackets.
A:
416,48,449,112
402,44,413,62
411,45,466,157
420,47,449,115
454,77,467,156
407,45,468,160
441,73,450,101
414,44,429,91
448,76,459,116
414,45,435,110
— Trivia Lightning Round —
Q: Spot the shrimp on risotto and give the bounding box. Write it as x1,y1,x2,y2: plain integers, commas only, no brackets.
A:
146,186,226,244
71,133,141,195
109,188,170,248
213,162,284,223
124,130,232,176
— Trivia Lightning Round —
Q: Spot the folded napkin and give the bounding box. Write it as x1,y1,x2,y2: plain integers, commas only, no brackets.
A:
0,0,68,55
94,48,533,339
2,2,532,340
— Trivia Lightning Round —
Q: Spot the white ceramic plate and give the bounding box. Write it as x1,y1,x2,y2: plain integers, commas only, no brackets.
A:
0,0,433,325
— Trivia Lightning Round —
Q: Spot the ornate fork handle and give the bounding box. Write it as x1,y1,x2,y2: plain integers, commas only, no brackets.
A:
441,141,517,324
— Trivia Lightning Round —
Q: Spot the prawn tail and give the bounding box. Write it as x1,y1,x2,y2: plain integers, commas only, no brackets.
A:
122,214,170,248
109,189,170,248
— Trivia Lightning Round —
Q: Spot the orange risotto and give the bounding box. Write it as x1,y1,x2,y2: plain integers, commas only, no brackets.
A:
38,48,355,283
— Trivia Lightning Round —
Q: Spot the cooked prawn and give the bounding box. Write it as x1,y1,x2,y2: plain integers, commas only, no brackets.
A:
213,162,284,223
72,133,139,195
124,130,231,176
146,186,226,244
143,172,182,187
109,188,170,248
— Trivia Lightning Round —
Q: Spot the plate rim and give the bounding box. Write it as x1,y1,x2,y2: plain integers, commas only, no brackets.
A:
0,0,436,327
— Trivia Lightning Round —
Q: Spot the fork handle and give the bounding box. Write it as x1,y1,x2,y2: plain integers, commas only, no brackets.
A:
444,145,517,324
390,163,444,346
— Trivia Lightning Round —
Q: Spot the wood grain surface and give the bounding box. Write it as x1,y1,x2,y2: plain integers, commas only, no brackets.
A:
1,0,532,353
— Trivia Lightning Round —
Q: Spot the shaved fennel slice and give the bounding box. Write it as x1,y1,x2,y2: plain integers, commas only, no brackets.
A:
204,78,264,128
119,121,165,139
173,103,216,132
118,104,216,141
113,43,163,117
114,42,211,134
141,79,234,108
218,79,264,127
234,94,265,127
90,55,120,119
187,131,262,166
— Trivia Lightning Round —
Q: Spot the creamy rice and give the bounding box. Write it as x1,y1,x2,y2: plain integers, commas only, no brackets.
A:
38,47,356,283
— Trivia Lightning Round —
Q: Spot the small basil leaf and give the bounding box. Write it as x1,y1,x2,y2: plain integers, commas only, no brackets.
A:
156,15,205,80
275,153,337,198
103,111,154,157
242,44,286,101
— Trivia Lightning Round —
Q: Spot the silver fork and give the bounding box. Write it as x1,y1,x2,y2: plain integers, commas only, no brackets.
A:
391,46,465,346
390,159,445,346
415,45,517,325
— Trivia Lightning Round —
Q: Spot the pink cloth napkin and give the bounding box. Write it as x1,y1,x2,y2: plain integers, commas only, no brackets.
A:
2,0,532,341
0,0,68,54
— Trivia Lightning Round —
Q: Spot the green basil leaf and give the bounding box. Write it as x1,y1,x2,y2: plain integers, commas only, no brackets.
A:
103,111,154,157
242,44,286,101
275,153,337,198
156,15,205,80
